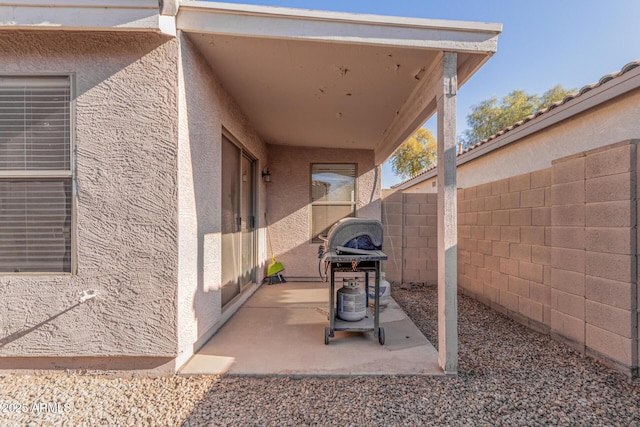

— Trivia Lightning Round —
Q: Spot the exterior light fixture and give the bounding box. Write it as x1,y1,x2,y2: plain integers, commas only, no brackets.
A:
262,167,272,182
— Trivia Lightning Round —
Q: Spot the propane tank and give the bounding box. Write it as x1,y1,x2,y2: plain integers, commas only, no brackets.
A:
368,272,391,308
337,278,366,321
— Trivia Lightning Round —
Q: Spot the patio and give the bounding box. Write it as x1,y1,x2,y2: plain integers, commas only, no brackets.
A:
179,282,441,376
1,285,638,425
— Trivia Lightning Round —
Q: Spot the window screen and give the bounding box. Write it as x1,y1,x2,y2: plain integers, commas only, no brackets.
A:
0,76,72,273
311,163,356,242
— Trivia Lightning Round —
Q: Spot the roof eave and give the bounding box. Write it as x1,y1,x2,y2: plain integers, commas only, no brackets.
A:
178,2,501,53
375,50,497,165
177,2,500,165
0,0,177,35
180,1,503,38
394,62,640,190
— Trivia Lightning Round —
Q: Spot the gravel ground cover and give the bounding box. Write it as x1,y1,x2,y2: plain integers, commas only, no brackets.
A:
1,284,638,426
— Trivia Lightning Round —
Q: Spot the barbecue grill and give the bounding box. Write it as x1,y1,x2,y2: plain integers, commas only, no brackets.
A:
320,217,388,345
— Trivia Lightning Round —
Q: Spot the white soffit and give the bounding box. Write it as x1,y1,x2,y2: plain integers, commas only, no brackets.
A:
0,0,170,32
178,2,501,164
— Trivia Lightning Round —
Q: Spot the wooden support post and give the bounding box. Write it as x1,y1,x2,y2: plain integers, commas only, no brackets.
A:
437,52,458,375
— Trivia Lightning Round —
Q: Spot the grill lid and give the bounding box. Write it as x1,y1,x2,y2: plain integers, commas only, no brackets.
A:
325,217,383,251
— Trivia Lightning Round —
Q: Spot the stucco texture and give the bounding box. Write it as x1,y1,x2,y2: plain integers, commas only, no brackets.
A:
406,88,640,193
0,32,180,358
176,32,268,367
267,145,381,279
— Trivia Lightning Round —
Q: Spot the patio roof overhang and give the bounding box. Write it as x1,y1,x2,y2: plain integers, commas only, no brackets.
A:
0,0,501,164
177,2,502,164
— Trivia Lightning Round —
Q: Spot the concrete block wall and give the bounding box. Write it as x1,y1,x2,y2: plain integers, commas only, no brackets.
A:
381,190,404,284
403,193,438,284
381,191,438,284
550,141,639,373
549,153,586,348
383,139,639,376
457,168,552,333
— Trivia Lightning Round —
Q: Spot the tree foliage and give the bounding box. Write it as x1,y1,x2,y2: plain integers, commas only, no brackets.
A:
390,127,437,179
540,84,574,108
462,85,575,147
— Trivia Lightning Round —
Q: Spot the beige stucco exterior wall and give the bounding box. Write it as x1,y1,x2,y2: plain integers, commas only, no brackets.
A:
404,89,640,193
0,32,180,367
267,145,381,279
175,32,268,368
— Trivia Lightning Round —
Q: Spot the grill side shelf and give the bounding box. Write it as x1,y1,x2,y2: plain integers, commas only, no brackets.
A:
323,250,387,263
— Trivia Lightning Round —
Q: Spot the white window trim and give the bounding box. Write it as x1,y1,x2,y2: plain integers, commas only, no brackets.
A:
310,162,357,243
0,73,76,276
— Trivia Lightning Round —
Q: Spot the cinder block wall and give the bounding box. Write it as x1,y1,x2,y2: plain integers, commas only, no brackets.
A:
550,141,638,373
403,193,438,284
383,140,639,376
381,191,437,284
457,168,552,333
381,190,404,283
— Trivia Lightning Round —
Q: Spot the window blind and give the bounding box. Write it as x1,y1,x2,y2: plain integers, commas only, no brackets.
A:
0,180,71,272
0,76,72,273
311,163,356,242
0,77,70,171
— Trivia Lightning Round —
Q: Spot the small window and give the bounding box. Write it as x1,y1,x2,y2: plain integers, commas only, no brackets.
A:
310,163,356,242
0,76,72,273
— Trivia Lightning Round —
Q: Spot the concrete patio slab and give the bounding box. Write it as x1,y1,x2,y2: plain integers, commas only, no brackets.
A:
180,282,442,376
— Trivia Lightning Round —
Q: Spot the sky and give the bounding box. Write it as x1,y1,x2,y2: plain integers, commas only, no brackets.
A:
212,0,640,187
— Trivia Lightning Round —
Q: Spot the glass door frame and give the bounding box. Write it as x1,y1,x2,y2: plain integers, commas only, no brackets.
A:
240,150,257,289
221,131,258,308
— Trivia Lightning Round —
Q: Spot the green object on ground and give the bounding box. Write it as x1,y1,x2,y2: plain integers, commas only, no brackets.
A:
265,212,285,277
267,256,284,276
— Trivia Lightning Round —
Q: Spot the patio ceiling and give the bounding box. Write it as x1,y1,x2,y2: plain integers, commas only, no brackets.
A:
177,2,502,164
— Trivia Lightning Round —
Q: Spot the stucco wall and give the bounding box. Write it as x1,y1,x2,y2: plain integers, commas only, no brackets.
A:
175,32,268,367
267,145,380,279
404,88,640,193
0,32,180,362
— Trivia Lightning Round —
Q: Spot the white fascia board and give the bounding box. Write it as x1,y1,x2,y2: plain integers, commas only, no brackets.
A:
0,1,156,7
178,2,501,53
0,1,175,33
183,1,502,33
395,65,640,190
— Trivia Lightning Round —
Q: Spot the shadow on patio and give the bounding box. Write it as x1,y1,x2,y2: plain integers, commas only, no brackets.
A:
179,282,441,376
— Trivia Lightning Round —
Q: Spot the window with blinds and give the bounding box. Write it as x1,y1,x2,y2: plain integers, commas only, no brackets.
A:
310,163,356,242
0,76,72,273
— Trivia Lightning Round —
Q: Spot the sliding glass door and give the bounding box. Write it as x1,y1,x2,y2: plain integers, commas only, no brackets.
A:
221,135,256,307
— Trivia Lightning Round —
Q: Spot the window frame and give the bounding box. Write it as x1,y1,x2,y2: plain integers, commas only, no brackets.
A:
0,73,76,275
309,162,357,243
